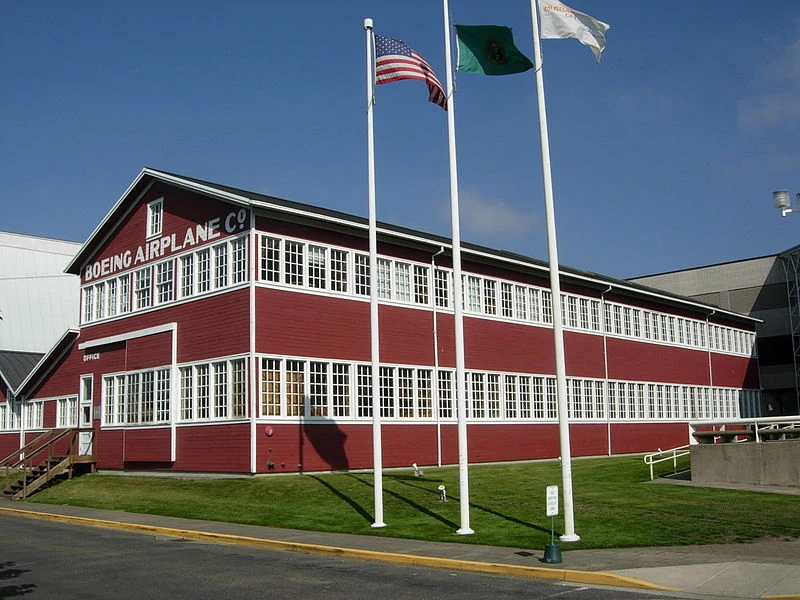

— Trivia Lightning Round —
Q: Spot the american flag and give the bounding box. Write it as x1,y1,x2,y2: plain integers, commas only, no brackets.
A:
374,34,447,110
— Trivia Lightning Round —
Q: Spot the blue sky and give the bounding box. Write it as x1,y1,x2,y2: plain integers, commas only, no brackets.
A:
2,1,798,279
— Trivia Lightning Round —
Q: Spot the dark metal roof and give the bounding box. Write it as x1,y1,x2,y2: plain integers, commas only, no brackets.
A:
0,350,44,391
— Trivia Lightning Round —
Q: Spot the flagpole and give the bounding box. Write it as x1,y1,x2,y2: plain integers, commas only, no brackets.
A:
441,0,473,536
364,17,386,529
529,0,579,542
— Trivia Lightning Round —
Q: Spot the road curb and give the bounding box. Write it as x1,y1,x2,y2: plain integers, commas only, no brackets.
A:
0,506,677,592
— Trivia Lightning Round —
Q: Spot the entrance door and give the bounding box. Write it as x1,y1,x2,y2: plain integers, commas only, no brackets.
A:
79,376,93,455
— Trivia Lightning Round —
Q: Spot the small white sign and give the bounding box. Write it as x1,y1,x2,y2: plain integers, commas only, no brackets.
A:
546,485,559,517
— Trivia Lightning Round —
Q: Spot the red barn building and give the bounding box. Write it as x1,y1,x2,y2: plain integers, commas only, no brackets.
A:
0,168,761,474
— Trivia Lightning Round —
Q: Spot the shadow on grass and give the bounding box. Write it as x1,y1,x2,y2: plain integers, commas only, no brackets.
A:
306,475,373,525
350,474,552,536
346,474,458,530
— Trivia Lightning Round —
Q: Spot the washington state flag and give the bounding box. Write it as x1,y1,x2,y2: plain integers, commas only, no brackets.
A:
455,24,533,76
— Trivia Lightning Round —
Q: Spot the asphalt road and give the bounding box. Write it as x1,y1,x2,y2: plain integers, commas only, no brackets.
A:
0,514,683,600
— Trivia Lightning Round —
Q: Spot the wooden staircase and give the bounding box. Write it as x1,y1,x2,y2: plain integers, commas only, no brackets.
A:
1,428,96,500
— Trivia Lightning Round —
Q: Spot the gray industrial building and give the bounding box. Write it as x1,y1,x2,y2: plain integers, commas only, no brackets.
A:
631,245,800,417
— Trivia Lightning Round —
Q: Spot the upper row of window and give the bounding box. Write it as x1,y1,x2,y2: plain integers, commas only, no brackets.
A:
79,231,755,357
258,235,756,356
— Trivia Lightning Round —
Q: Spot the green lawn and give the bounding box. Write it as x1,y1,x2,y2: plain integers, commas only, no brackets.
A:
26,455,800,550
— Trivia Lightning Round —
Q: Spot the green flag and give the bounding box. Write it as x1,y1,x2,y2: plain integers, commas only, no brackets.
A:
455,25,533,76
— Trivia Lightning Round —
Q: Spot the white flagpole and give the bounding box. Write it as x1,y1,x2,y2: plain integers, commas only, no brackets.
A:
529,0,579,542
441,0,474,536
364,17,386,529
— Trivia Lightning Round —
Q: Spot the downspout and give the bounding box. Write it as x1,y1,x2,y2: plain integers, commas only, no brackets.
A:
431,246,445,467
706,310,715,419
601,285,612,456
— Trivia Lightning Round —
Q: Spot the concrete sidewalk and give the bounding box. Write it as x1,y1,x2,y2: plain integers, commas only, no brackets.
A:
1,498,798,599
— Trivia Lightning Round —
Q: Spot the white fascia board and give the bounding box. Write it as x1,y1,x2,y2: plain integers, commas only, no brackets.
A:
144,169,251,208
458,246,760,324
65,169,153,274
14,329,80,397
78,322,177,350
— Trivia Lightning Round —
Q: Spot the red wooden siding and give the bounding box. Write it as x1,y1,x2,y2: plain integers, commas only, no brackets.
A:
711,353,760,388
253,421,689,474
174,424,250,472
97,429,124,469
610,422,689,454
606,338,710,384
123,428,171,462
257,288,370,360
83,183,244,285
81,289,250,363
126,332,173,371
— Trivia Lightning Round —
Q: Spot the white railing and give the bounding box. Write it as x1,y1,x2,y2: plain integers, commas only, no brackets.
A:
644,445,691,481
689,415,800,445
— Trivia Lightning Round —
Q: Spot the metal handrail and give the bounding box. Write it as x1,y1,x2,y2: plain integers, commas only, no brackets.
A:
689,416,800,445
643,445,691,481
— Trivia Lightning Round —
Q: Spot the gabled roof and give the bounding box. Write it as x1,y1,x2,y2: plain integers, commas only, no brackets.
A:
14,330,79,399
0,350,44,392
66,168,759,325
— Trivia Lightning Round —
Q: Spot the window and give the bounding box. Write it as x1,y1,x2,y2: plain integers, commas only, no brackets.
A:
355,254,370,296
310,362,328,416
285,241,303,285
84,286,94,323
409,265,428,305
505,375,518,418
332,363,350,417
434,269,450,308
156,369,170,421
197,364,210,419
529,289,541,322
261,358,281,416
58,397,79,428
394,263,410,302
197,249,211,293
438,370,453,418
398,368,414,417
467,276,481,312
134,267,152,309
147,198,163,238
516,286,528,321
469,373,485,418
107,278,118,317
24,402,44,429
500,283,513,318
261,236,281,282
232,237,248,284
487,374,500,418
542,291,553,323
180,367,194,421
213,362,228,418
417,369,432,418
379,367,394,417
156,261,174,304
181,254,195,298
377,259,392,299
357,365,372,417
331,250,348,292
286,360,304,416
95,283,105,320
308,246,327,290
141,371,155,423
119,275,131,313
214,243,228,289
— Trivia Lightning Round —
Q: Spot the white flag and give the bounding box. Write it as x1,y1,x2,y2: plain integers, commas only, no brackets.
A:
539,0,610,62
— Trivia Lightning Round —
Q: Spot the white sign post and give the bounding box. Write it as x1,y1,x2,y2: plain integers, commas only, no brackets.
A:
543,485,563,563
